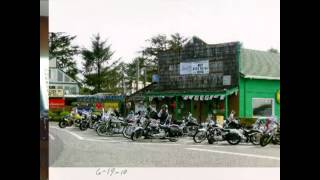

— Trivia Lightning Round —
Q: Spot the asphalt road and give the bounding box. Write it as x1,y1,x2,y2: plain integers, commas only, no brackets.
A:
49,122,280,167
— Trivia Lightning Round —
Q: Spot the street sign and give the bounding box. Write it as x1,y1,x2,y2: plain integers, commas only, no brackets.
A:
49,98,65,109
49,89,64,97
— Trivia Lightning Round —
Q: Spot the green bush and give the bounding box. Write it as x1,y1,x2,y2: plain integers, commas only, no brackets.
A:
239,117,257,128
71,102,78,106
48,111,56,120
48,110,66,122
92,111,102,116
60,111,70,117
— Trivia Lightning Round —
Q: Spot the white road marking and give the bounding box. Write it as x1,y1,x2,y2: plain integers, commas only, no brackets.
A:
50,126,84,140
84,139,109,142
185,147,280,161
49,133,55,140
128,142,183,146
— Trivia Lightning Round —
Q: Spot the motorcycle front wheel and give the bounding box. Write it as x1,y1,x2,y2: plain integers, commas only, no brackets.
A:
131,130,143,141
272,134,280,145
226,133,241,145
123,125,135,139
58,121,67,128
208,137,215,144
96,124,108,136
250,132,262,145
79,122,88,131
193,131,207,143
169,138,178,142
260,134,272,147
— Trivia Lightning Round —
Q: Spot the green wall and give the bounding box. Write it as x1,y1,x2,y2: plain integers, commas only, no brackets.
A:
239,77,280,119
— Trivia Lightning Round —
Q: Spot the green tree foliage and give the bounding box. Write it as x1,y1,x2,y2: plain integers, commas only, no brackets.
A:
81,34,119,94
141,33,188,75
49,32,80,80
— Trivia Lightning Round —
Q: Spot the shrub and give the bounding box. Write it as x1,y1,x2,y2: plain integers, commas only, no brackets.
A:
60,111,70,117
239,117,257,128
48,110,65,122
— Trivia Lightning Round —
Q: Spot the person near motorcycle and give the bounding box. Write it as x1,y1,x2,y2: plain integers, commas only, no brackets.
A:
225,110,240,128
158,104,169,125
145,105,158,119
265,116,278,133
84,103,93,112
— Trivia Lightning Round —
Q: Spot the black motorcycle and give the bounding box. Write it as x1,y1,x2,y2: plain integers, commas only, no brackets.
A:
79,113,101,131
58,115,75,128
239,128,263,145
179,112,200,137
193,121,241,145
260,122,280,146
122,113,144,139
96,113,126,136
200,120,243,145
131,115,182,142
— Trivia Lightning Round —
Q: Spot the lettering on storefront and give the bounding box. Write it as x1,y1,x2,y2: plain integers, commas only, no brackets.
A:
180,60,209,75
104,102,119,111
49,98,65,109
49,89,64,97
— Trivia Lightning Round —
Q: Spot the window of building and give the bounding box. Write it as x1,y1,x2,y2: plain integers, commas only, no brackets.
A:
65,75,70,82
252,98,274,117
57,70,63,81
169,65,174,71
70,86,77,94
49,69,51,79
64,86,70,95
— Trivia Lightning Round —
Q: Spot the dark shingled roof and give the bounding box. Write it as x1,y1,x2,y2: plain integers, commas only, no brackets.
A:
240,49,280,80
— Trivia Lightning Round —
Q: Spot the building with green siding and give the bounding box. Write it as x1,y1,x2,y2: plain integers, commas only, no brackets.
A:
239,49,280,119
128,37,280,122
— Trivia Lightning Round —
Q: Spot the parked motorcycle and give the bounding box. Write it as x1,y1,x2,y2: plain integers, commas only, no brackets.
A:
131,115,182,142
192,121,211,143
58,113,83,128
79,112,101,131
260,120,280,147
179,112,199,137
96,110,126,136
240,117,269,145
193,118,242,145
122,112,145,139
206,119,243,145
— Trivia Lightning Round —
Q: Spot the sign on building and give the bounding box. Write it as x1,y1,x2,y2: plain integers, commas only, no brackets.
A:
180,60,209,75
223,75,231,85
104,102,119,111
49,89,64,97
49,98,65,109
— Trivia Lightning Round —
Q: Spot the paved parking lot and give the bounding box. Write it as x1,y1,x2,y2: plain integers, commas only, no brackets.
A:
49,122,280,167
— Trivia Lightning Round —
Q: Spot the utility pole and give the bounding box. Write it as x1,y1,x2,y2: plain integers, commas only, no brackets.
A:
122,75,125,95
136,60,139,91
144,68,147,88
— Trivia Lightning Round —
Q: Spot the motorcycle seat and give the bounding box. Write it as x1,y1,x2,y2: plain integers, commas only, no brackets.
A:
170,124,180,128
159,124,169,129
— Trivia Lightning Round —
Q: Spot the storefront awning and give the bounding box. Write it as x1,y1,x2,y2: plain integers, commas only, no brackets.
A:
64,95,125,102
144,87,239,100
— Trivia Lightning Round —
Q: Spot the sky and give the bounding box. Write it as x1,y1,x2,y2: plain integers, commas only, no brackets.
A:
50,0,280,66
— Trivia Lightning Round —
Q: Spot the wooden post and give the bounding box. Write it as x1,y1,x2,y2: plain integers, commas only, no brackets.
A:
225,93,229,119
175,96,179,120
191,98,193,115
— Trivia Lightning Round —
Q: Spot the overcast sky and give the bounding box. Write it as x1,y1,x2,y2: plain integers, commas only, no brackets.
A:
50,0,280,65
